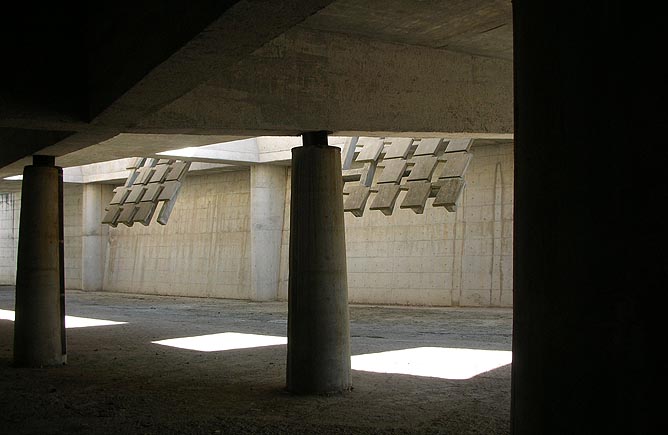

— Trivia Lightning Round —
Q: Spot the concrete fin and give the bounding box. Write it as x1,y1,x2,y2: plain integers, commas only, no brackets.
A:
377,159,408,184
355,138,384,162
383,138,413,160
149,164,170,183
110,187,130,205
369,184,401,215
165,161,189,181
117,205,138,227
438,152,472,178
407,156,438,182
126,157,146,170
433,178,466,212
344,185,371,217
133,166,154,185
101,204,121,226
125,186,147,203
444,138,473,153
133,202,158,226
141,183,163,202
413,138,444,156
400,181,432,214
157,180,181,202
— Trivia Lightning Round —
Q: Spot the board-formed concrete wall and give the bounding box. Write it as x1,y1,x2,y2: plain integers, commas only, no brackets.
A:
0,192,20,284
277,141,514,306
102,170,252,299
1,184,86,290
63,184,84,290
0,141,513,306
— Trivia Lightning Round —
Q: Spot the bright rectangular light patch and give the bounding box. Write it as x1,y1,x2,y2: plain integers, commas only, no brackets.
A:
152,332,287,352
0,309,126,328
0,309,13,321
65,316,126,328
351,347,512,380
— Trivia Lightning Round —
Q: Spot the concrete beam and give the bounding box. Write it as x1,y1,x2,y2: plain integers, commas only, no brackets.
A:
0,1,337,168
90,0,338,128
139,27,513,136
301,0,513,60
0,128,74,169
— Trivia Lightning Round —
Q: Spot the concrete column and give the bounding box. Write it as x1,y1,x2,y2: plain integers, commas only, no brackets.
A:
512,3,655,434
250,164,287,301
82,184,110,291
13,155,66,367
286,131,351,394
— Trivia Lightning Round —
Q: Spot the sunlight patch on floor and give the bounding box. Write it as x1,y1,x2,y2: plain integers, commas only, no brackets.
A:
0,309,14,321
0,309,127,328
150,332,510,380
351,347,512,380
152,332,287,352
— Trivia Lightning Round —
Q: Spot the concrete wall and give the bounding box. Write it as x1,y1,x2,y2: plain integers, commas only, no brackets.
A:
1,142,513,306
103,170,252,299
63,183,83,290
1,184,90,290
82,184,114,291
250,165,287,301
278,141,513,306
0,192,20,284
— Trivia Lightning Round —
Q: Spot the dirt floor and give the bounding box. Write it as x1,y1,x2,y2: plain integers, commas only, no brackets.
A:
0,286,512,434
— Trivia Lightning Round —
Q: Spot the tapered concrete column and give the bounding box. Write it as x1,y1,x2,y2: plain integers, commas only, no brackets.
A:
286,131,351,394
13,155,66,367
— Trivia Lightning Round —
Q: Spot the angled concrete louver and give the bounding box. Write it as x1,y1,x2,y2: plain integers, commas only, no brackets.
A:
341,137,472,217
102,158,191,227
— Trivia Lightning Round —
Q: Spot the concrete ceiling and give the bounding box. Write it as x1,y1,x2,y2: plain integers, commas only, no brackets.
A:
0,0,513,178
299,0,512,59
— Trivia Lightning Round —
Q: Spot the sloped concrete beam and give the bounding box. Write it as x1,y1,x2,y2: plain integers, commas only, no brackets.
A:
139,27,513,136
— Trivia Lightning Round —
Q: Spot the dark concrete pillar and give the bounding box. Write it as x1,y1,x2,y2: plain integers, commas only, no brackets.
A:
13,155,66,367
512,2,657,434
286,131,351,394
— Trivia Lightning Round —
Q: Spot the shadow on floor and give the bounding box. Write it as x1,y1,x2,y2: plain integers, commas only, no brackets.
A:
0,287,512,435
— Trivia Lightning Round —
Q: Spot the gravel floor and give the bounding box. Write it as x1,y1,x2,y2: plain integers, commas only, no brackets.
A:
0,286,512,434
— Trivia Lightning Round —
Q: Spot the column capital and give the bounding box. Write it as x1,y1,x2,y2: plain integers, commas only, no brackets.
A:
32,155,56,166
301,131,331,147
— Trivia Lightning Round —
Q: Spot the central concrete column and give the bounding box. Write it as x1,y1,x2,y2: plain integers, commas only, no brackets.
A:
286,131,351,394
14,155,66,367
